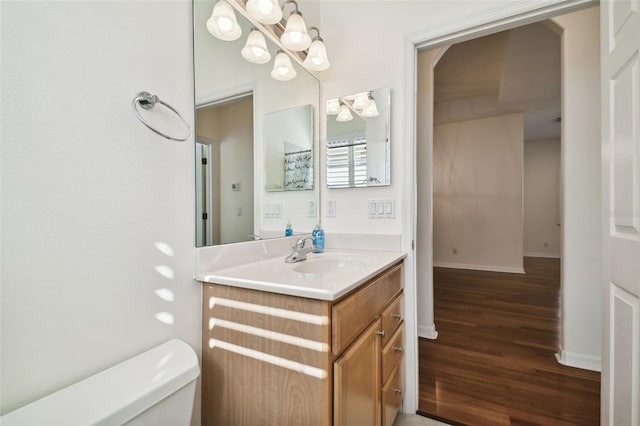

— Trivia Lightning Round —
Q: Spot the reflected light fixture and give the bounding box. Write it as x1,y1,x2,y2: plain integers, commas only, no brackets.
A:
336,103,353,122
246,0,283,24
352,92,371,110
241,28,271,64
281,1,312,51
326,99,340,115
361,93,379,117
303,27,330,71
207,0,242,41
271,50,297,81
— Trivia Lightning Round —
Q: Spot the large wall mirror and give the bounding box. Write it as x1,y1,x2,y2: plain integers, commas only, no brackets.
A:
194,0,320,246
326,87,391,188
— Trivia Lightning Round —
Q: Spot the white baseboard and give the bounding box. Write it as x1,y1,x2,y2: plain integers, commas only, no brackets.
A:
524,252,561,259
432,261,525,274
555,346,601,372
418,323,438,339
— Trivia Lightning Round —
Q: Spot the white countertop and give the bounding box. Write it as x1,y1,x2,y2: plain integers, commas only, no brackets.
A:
196,249,406,301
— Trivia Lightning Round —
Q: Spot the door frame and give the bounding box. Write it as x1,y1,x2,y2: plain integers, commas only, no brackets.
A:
401,0,597,413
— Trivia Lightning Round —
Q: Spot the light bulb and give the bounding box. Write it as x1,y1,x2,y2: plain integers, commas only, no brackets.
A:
361,98,379,117
258,0,273,14
246,0,283,25
206,0,242,41
353,93,370,110
271,51,297,81
303,38,330,71
241,29,271,64
336,104,353,122
281,12,311,51
326,99,340,115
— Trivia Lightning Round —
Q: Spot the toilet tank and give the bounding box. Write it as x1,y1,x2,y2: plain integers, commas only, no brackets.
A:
0,339,200,426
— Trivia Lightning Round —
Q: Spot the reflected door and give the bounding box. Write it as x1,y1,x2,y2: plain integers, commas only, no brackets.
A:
196,142,213,246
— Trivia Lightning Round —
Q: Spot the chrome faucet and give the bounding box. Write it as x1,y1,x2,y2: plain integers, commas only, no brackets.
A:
248,233,262,241
285,237,316,263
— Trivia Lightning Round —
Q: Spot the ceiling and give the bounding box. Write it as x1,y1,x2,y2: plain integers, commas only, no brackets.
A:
434,22,561,142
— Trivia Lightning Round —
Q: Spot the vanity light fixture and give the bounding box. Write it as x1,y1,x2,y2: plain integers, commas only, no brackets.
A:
245,0,283,24
336,103,353,122
271,50,297,81
241,28,271,64
206,0,242,41
280,1,312,51
360,93,379,117
207,0,330,80
303,27,330,71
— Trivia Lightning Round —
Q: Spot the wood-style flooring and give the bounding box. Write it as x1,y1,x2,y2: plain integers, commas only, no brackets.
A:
418,257,600,426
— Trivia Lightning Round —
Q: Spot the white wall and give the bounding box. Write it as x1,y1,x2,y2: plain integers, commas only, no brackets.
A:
553,7,602,369
524,139,561,257
433,114,525,273
0,1,202,423
318,1,512,235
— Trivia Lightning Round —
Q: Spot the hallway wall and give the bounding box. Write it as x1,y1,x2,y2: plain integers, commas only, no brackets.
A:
524,138,561,258
433,114,525,273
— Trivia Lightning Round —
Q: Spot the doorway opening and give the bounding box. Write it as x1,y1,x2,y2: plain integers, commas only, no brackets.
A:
195,93,254,246
411,4,601,424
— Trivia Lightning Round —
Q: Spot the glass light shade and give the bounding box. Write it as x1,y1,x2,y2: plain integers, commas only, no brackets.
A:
361,99,379,117
271,51,297,81
246,0,283,24
206,0,242,41
326,99,340,115
352,93,371,110
241,30,271,64
303,38,330,71
281,12,312,51
336,104,353,122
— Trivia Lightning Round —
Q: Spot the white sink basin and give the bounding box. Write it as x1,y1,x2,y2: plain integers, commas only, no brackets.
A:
293,253,375,274
197,249,406,301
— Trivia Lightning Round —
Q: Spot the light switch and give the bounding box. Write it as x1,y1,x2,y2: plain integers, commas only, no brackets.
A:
376,201,384,215
384,200,393,215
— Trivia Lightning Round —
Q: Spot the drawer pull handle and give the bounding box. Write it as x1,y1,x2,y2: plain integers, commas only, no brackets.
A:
376,330,386,337
393,388,403,395
393,346,404,353
392,314,402,320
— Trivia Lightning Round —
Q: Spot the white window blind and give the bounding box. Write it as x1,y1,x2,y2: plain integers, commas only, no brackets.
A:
327,138,367,187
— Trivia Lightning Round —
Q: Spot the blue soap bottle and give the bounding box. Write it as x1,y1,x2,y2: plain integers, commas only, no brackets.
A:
312,223,325,253
285,219,293,237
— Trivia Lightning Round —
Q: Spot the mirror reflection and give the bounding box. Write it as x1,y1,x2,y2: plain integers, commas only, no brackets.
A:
326,87,391,188
265,104,314,192
194,0,320,247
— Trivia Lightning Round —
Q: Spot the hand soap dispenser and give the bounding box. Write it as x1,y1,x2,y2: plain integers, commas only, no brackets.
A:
312,223,325,253
285,219,293,237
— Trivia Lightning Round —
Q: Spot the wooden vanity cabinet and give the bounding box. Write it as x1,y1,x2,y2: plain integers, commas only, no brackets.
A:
201,261,405,426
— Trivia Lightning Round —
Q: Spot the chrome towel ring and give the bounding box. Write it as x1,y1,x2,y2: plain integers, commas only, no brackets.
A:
132,91,191,142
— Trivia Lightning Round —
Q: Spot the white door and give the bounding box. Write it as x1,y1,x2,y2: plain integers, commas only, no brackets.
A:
601,1,640,424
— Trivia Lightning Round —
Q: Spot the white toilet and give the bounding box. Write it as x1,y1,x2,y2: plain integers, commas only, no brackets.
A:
0,339,200,426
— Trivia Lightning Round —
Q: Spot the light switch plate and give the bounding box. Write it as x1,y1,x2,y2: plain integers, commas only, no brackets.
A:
327,200,337,217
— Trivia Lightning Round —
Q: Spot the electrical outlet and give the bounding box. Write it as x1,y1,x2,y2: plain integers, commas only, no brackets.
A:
327,200,337,217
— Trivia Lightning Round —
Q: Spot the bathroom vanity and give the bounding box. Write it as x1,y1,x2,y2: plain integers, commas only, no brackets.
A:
198,250,405,426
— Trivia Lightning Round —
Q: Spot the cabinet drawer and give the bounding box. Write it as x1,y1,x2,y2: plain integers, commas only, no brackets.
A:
380,293,403,347
381,323,404,385
382,361,404,426
332,263,403,356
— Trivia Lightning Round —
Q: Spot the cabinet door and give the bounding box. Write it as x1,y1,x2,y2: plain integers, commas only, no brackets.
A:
334,319,381,426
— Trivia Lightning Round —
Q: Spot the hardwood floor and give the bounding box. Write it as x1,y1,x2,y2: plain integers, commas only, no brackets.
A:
418,257,600,426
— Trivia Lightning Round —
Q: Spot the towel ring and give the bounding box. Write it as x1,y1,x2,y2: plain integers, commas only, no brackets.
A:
132,91,191,142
